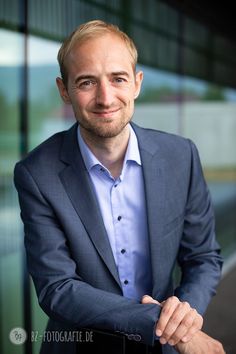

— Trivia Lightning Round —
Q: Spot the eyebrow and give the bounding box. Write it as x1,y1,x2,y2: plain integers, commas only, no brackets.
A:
74,71,130,84
112,71,130,77
75,75,96,85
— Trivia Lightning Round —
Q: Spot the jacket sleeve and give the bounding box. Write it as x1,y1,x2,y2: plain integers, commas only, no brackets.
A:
174,140,223,315
14,161,161,346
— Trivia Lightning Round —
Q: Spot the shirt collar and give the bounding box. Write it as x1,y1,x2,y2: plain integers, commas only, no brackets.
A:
77,124,141,173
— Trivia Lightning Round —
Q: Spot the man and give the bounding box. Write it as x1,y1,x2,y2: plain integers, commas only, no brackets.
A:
14,20,224,354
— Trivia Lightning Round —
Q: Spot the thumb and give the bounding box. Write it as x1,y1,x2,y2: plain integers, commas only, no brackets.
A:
141,295,161,306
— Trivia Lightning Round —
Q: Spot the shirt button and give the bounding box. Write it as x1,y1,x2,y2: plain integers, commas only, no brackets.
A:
100,167,105,172
117,215,122,221
121,249,126,254
124,280,129,285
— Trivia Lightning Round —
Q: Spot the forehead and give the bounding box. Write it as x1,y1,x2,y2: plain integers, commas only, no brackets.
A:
66,34,134,74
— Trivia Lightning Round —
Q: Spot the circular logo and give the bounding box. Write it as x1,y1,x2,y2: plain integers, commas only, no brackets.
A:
9,327,27,345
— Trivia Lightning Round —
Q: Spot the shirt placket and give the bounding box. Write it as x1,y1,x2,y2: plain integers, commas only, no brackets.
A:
111,180,132,297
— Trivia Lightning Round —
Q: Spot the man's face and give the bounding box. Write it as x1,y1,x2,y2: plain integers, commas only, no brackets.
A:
57,34,143,139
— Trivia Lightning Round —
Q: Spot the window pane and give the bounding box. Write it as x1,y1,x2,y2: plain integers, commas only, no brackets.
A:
134,64,181,135
182,77,236,256
0,28,24,354
28,35,73,151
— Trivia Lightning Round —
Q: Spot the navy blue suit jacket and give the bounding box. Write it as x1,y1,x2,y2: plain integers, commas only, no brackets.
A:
14,122,222,354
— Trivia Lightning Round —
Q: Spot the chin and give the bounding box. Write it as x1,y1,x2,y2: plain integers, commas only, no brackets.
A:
92,122,129,138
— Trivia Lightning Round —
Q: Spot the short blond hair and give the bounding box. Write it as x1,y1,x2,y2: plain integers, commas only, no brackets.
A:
57,20,138,85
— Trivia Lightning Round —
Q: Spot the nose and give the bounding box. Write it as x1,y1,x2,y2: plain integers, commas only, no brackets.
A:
95,80,113,107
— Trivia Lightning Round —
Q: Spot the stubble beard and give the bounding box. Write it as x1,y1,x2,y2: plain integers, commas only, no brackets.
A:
78,115,132,139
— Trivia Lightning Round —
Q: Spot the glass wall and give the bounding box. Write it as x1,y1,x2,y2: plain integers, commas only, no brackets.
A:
134,65,182,134
182,77,236,257
0,1,236,354
0,28,24,354
28,35,73,152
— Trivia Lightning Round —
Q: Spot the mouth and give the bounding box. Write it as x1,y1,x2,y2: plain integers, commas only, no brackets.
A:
92,108,120,118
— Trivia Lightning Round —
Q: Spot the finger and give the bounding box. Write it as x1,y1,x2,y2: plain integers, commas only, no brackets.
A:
159,300,191,344
156,296,180,339
165,308,197,346
181,313,203,343
141,295,161,306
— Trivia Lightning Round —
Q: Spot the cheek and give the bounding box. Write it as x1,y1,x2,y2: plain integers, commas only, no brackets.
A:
126,96,135,109
118,89,135,105
71,94,90,111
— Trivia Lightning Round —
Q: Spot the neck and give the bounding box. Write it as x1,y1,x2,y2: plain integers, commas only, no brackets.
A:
80,125,130,179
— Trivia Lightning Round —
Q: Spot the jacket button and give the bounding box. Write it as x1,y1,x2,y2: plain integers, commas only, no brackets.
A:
134,334,141,341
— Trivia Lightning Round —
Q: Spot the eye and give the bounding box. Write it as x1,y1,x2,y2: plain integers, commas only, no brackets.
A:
78,80,96,90
114,77,126,83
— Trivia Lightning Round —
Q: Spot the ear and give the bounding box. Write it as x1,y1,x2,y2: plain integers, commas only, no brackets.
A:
134,71,143,99
56,77,71,104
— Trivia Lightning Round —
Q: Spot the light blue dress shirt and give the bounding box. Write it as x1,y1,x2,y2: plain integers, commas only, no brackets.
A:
77,125,152,301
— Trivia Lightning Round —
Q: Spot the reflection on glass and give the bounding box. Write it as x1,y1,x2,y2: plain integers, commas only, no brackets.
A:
28,36,74,150
134,65,181,134
0,28,24,354
182,76,236,257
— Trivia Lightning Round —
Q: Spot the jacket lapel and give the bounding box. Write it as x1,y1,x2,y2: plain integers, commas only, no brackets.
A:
59,124,121,289
133,124,167,299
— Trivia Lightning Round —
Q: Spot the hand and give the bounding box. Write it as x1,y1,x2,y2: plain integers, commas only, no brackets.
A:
175,330,225,354
142,295,203,346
